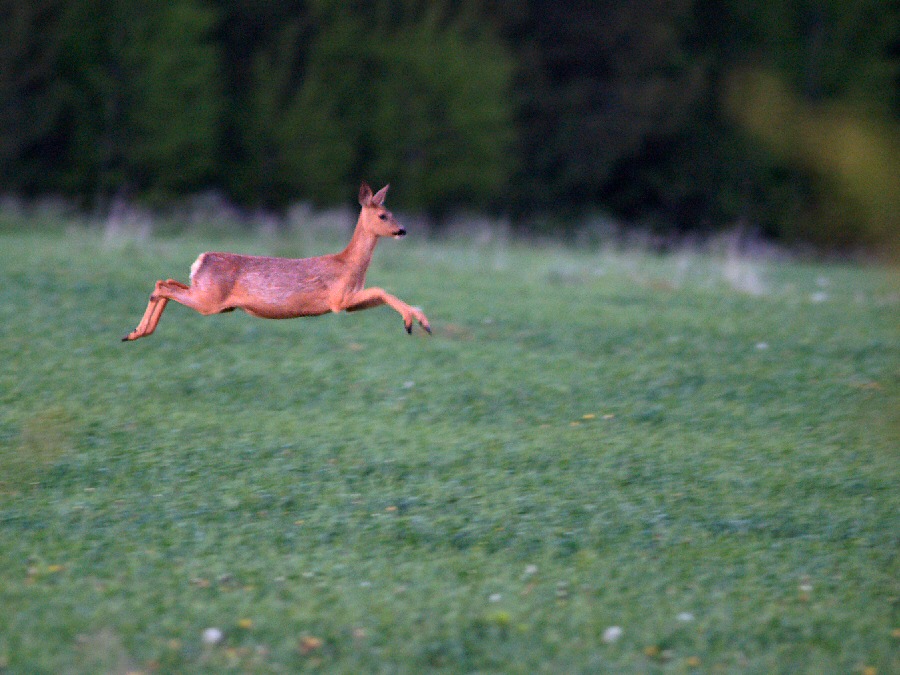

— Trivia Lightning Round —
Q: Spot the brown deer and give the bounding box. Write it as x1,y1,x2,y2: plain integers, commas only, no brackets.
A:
122,182,430,341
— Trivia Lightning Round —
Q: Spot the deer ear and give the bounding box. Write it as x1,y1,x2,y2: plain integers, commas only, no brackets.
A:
372,184,389,206
359,181,373,206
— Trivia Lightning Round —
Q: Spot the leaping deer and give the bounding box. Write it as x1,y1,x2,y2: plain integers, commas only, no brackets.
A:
122,182,431,341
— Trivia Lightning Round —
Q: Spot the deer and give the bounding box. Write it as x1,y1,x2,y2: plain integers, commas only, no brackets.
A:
122,182,431,341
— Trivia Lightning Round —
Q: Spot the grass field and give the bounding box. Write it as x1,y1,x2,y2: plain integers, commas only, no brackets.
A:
0,225,897,673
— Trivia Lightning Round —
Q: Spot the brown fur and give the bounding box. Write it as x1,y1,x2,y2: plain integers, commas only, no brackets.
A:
122,182,430,341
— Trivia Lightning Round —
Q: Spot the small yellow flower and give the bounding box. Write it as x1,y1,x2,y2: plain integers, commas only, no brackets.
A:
485,610,512,628
237,618,253,629
46,564,64,573
686,656,701,667
644,645,660,658
582,414,596,420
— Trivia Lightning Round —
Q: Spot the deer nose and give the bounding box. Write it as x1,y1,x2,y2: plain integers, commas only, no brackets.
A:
394,228,407,237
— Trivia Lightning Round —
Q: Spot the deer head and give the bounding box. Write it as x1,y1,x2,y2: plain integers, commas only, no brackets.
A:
359,182,406,239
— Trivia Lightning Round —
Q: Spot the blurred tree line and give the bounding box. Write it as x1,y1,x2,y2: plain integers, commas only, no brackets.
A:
0,0,897,248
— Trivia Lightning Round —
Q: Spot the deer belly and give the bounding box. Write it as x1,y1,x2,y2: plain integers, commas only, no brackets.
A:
232,273,333,319
240,296,331,319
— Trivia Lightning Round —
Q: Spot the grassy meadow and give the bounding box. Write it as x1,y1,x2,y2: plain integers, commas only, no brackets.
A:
0,224,897,673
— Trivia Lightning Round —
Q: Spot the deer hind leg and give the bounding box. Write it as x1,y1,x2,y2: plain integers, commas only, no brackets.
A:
122,279,223,341
344,287,431,334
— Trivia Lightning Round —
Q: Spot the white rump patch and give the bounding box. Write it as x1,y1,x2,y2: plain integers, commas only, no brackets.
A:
189,253,206,282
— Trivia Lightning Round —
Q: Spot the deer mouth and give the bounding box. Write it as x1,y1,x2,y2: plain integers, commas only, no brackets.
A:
393,228,407,238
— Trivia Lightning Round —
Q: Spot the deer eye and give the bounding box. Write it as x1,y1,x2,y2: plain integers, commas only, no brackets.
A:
378,214,387,220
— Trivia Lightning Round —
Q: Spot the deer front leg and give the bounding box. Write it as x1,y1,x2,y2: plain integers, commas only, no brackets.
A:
344,287,431,334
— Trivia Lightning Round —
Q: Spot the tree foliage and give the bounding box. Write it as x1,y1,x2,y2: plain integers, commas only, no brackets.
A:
492,0,705,214
0,0,896,249
700,0,900,248
50,0,222,203
228,0,516,212
0,0,68,193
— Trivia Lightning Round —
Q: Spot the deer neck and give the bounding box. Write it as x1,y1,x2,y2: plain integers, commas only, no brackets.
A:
338,218,379,275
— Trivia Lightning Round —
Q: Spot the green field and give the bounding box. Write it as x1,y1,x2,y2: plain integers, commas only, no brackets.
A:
0,227,897,673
